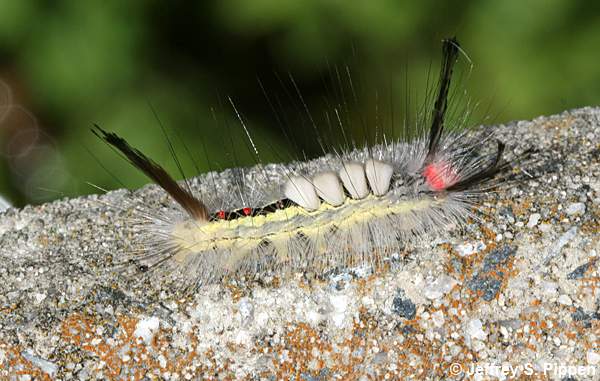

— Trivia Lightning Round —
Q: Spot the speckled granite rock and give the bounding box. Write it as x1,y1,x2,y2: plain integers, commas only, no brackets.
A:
0,107,598,380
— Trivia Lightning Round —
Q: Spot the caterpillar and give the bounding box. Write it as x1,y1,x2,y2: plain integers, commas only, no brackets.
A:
93,38,518,290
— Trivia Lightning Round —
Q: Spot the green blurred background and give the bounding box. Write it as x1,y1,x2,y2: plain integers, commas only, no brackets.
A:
0,0,598,206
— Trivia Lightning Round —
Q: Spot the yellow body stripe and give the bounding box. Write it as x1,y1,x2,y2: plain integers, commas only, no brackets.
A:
171,195,444,259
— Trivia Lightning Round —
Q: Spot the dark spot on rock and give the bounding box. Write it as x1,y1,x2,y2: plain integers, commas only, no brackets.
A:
451,257,463,273
392,289,416,319
567,258,597,280
482,245,516,273
573,306,600,329
401,325,415,335
372,351,388,364
467,246,516,301
94,286,128,304
467,277,502,301
301,368,329,381
572,307,589,321
572,307,600,329
499,207,515,222
92,286,146,312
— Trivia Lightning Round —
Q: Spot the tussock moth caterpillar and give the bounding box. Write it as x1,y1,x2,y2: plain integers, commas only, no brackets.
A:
93,38,521,290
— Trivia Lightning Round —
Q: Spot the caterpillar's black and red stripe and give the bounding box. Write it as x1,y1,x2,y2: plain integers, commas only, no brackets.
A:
93,38,520,288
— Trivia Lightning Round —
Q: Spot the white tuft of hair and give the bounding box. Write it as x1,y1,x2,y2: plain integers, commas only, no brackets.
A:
284,176,321,211
339,162,369,200
312,171,345,206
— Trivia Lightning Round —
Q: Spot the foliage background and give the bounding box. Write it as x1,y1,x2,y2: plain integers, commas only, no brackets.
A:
0,1,598,206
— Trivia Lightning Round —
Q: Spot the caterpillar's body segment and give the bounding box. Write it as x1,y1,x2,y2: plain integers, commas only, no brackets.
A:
94,38,518,288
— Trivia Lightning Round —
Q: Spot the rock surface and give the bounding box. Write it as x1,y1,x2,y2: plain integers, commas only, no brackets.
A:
0,107,599,380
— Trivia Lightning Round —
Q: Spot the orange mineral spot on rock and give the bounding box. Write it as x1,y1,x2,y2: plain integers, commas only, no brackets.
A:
0,342,52,380
59,312,223,380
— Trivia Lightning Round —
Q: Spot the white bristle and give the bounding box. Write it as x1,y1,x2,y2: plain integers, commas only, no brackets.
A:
0,194,10,212
365,159,394,196
339,162,369,200
283,176,321,211
312,171,345,206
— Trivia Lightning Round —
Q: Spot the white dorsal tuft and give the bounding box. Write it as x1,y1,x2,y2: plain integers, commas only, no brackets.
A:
284,176,321,211
365,159,394,196
312,171,345,206
339,162,369,199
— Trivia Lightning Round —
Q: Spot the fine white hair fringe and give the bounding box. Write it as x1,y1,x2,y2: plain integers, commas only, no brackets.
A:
92,38,527,293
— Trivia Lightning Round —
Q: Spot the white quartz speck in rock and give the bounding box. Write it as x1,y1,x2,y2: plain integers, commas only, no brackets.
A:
587,350,600,365
552,337,561,346
565,202,586,216
538,223,552,233
466,319,487,341
33,292,46,304
134,316,160,344
455,243,475,257
455,242,486,257
21,350,58,377
234,330,252,346
329,293,350,328
527,213,541,228
541,281,559,296
255,311,270,328
472,340,485,352
543,227,578,266
557,294,572,306
431,310,445,328
424,275,459,299
306,308,323,325
158,354,167,368
238,298,254,323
